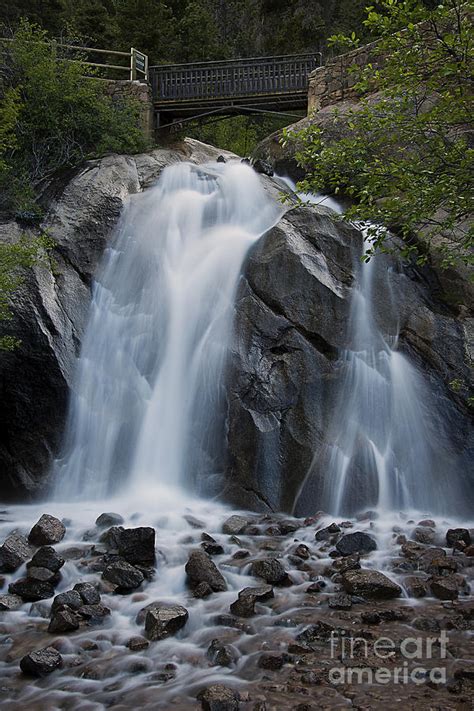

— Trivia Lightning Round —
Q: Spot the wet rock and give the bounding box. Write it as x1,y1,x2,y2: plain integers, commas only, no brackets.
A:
279,520,300,535
117,527,155,565
401,541,426,559
258,653,289,670
328,593,352,610
252,158,273,176
341,569,401,599
306,580,326,594
216,155,226,163
404,576,428,598
230,584,274,617
96,512,124,528
28,546,64,573
184,514,205,528
29,601,50,618
355,511,379,521
412,616,440,632
9,578,55,601
335,531,377,556
48,606,81,633
222,515,248,535
329,553,360,574
430,575,459,600
413,526,436,545
144,603,189,641
206,639,235,667
426,557,458,576
464,544,474,556
295,621,336,644
197,684,240,711
26,566,60,584
418,519,436,527
185,550,227,592
293,544,310,560
78,604,111,622
20,646,62,676
192,581,213,599
73,582,101,605
51,590,83,613
250,558,289,585
360,611,381,624
446,528,471,548
0,533,34,572
127,636,149,651
315,523,340,542
99,525,124,551
232,550,250,560
201,541,225,556
0,593,23,611
102,559,145,591
28,514,66,546
417,547,446,570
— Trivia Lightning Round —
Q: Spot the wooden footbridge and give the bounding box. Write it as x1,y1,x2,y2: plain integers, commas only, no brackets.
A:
149,53,322,127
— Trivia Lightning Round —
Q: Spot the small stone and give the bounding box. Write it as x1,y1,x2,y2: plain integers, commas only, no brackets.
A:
192,581,213,599
404,576,428,598
0,593,23,611
418,519,436,527
258,653,289,670
446,528,471,548
0,533,34,572
78,604,111,622
20,647,62,676
9,578,55,601
28,515,66,546
232,550,250,560
201,541,224,556
127,636,149,651
96,512,124,528
293,544,310,560
28,546,64,573
412,616,440,632
335,531,377,556
184,514,205,529
329,553,360,574
117,527,155,565
26,566,60,587
341,569,401,599
230,585,273,617
197,684,240,711
207,639,235,666
361,611,381,624
252,158,273,176
185,550,227,592
278,520,300,535
73,582,101,605
102,559,145,591
51,590,83,613
413,527,436,545
222,516,248,535
315,523,340,541
250,558,288,585
48,606,81,633
296,621,335,644
430,575,459,600
144,603,189,641
329,593,352,610
216,155,226,163
306,580,326,594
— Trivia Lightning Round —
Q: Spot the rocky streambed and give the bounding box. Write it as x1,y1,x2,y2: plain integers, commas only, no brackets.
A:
0,495,473,710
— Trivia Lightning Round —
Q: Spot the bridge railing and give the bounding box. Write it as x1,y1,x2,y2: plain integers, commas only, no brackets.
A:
0,38,148,81
150,53,321,102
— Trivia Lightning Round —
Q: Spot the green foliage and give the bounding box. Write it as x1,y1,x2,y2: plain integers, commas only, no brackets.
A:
284,0,474,267
0,232,53,350
0,22,148,211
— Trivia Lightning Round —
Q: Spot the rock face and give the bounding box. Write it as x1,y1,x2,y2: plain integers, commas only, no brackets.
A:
224,203,474,515
0,139,232,500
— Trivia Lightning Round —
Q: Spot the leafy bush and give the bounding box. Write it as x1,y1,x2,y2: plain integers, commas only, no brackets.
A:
0,21,148,212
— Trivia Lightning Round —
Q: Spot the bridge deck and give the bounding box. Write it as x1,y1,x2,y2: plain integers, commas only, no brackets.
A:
150,53,320,119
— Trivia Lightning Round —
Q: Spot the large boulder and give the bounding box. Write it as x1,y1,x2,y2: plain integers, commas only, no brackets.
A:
28,514,66,545
20,647,62,676
341,569,401,599
144,603,189,641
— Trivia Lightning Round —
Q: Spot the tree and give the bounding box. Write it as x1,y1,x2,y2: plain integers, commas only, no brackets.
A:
284,0,474,267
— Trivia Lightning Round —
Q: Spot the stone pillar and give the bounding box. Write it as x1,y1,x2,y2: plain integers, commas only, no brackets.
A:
106,80,154,142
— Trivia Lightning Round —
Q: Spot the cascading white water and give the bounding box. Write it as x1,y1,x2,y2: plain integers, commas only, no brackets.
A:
278,176,461,516
53,161,282,500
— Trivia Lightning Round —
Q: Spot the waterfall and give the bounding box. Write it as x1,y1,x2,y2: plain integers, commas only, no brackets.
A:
277,177,463,517
53,161,282,500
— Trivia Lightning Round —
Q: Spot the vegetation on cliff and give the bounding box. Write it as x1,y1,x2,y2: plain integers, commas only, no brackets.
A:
285,0,473,267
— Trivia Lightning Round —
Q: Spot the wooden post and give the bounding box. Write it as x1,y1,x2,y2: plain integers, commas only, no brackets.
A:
130,48,136,81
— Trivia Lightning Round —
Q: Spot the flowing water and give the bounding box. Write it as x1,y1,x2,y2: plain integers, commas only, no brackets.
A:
1,163,472,709
53,161,282,501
